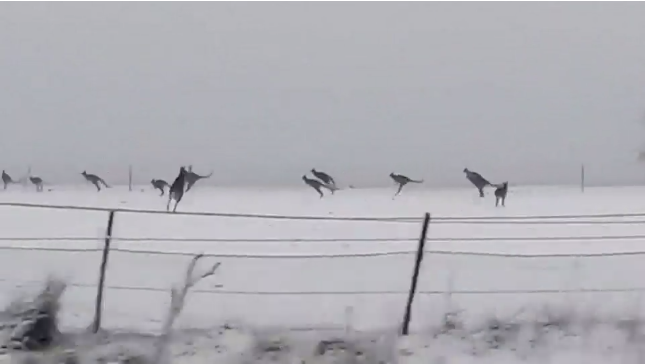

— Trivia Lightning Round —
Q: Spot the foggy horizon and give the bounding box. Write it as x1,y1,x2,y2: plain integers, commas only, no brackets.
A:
2,2,645,188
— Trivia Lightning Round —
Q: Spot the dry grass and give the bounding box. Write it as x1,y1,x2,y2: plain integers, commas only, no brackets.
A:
3,279,645,364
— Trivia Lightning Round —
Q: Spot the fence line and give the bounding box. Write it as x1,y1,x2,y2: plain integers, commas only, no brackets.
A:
6,243,645,259
429,219,645,225
5,204,645,333
0,246,102,253
2,278,645,296
0,236,420,243
0,202,420,223
5,201,645,222
5,233,645,243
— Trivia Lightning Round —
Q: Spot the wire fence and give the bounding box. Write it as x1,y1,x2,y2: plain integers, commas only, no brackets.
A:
1,203,645,333
5,234,645,243
6,201,645,222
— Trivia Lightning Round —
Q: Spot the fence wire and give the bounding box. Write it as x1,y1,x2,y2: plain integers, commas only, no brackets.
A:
3,278,645,296
4,245,645,258
4,234,645,243
4,202,645,224
2,204,645,304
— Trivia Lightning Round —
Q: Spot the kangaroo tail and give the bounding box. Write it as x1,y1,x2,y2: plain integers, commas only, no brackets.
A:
198,171,214,179
411,179,424,183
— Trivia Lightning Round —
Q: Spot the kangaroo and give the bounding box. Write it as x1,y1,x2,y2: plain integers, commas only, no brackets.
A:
302,175,334,198
2,170,14,190
81,171,110,192
151,179,170,196
167,167,187,212
29,176,44,192
389,173,423,197
494,182,508,207
184,166,213,192
311,169,338,193
463,168,492,198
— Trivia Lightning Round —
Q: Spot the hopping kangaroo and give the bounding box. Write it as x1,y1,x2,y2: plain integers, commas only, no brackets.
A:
81,171,110,191
184,166,213,192
494,182,508,207
2,170,14,190
463,168,492,198
29,176,44,192
389,173,423,197
302,175,333,198
311,169,338,194
167,167,187,212
151,179,170,196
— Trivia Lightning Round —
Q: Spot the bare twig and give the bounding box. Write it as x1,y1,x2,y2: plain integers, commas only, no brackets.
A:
152,254,220,364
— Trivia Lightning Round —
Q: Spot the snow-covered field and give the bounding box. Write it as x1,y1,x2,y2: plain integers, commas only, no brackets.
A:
2,184,645,363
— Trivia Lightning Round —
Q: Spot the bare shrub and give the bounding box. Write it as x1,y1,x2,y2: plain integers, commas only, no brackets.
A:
1,277,66,353
151,254,220,364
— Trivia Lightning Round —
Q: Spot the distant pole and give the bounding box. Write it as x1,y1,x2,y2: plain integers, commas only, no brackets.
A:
580,164,585,193
92,210,115,333
401,212,431,336
24,165,32,187
128,165,133,192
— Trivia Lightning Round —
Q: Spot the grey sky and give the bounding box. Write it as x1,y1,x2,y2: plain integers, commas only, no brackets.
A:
1,2,645,188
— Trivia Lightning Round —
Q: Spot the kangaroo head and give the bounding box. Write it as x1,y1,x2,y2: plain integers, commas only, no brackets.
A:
463,168,469,174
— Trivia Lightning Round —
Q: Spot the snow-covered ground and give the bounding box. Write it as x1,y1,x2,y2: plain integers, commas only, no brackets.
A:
2,184,645,363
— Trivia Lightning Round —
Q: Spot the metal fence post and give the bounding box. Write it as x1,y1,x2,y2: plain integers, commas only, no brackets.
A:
401,212,431,336
92,210,115,333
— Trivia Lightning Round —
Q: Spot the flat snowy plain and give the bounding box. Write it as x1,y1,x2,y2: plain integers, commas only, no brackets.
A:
2,184,645,363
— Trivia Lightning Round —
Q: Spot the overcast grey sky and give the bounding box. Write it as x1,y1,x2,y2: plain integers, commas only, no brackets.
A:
1,2,645,187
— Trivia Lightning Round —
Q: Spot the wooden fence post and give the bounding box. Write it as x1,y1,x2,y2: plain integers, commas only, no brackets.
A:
129,165,133,192
580,164,585,193
401,212,431,336
92,210,116,333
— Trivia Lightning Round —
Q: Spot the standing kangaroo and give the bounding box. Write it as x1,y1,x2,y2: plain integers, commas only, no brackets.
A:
151,179,170,196
494,182,508,207
311,169,338,193
463,168,492,198
389,173,423,197
167,167,187,212
2,170,14,190
81,171,110,192
302,175,334,198
184,166,213,192
29,176,44,192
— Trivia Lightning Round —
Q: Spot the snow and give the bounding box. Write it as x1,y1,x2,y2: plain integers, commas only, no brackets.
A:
1,184,645,363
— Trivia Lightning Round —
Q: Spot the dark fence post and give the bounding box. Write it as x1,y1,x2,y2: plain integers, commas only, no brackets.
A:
92,210,115,333
401,212,431,336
